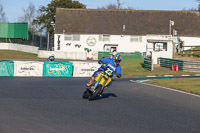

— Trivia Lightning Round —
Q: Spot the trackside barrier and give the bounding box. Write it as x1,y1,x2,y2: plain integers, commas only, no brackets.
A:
143,58,153,71
0,60,99,77
159,58,200,72
14,61,44,77
71,61,100,77
0,60,14,76
159,58,183,71
43,61,73,77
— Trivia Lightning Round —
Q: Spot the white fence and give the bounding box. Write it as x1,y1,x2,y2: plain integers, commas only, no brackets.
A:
0,43,89,60
0,43,39,54
38,50,87,60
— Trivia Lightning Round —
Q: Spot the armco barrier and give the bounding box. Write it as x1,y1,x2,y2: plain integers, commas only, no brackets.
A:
143,58,152,71
14,61,44,77
43,61,73,77
159,57,200,72
71,61,100,77
0,60,14,76
159,58,184,71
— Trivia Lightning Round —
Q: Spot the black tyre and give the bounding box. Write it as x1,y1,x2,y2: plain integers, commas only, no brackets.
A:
89,85,102,100
82,90,91,99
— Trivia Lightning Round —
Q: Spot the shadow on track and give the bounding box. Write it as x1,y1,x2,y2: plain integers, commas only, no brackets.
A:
95,93,117,100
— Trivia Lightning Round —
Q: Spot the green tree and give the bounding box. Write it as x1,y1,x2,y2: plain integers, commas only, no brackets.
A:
34,0,86,37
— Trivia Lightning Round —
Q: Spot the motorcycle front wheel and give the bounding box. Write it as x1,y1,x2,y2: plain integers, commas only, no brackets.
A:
89,85,102,100
82,90,91,99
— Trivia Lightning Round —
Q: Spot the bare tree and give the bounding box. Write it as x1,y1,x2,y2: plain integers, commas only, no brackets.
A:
98,3,118,9
196,0,200,11
97,0,133,10
18,2,37,29
0,4,7,22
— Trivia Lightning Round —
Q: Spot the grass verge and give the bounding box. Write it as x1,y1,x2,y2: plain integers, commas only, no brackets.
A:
0,50,40,59
146,78,200,95
121,59,197,77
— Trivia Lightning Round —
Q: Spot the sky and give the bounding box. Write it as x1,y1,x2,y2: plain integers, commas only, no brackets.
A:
0,0,199,22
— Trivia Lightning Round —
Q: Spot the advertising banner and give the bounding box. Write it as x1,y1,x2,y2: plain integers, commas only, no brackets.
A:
14,61,44,77
0,60,14,76
43,61,73,77
72,61,100,77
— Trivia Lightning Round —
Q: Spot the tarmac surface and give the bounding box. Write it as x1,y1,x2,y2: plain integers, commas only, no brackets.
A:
0,77,200,133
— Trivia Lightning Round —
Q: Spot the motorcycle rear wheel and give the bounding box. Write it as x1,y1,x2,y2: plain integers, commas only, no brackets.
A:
89,85,102,100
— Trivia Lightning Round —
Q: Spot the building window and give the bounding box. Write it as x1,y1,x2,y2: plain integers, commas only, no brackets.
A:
64,35,80,41
153,43,167,51
99,35,110,42
130,36,142,43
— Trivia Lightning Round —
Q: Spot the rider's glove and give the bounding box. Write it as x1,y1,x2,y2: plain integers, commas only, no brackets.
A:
98,60,103,64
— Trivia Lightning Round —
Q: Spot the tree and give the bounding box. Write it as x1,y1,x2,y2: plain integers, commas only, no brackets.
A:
98,1,133,10
0,4,7,22
98,3,118,9
34,0,86,37
18,2,37,29
196,0,200,11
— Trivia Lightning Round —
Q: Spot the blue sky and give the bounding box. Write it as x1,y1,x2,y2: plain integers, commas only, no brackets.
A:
0,0,199,22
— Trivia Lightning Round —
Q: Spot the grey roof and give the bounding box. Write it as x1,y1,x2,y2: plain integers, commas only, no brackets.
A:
55,8,200,37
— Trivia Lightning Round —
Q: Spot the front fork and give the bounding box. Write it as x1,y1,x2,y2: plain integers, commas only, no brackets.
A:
89,74,109,93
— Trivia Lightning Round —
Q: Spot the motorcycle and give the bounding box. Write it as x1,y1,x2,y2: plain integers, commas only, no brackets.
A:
82,63,120,100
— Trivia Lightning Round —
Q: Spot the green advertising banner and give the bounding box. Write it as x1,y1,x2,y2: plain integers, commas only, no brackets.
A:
43,61,73,77
0,23,28,38
0,60,14,76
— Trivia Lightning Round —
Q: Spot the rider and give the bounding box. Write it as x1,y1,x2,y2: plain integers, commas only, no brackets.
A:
86,54,122,95
48,54,55,61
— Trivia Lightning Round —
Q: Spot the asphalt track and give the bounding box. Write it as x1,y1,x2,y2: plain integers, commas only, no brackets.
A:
0,77,200,133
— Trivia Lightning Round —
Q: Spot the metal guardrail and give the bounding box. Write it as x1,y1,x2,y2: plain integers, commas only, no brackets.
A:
144,58,152,71
159,58,183,71
159,57,200,72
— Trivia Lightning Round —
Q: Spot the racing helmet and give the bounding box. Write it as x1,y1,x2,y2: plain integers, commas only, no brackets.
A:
114,54,122,66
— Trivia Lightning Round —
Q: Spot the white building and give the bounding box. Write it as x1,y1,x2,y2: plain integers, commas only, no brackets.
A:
53,9,200,62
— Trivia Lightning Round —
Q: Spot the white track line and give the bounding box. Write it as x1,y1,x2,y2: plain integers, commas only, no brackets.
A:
163,75,174,77
130,80,200,98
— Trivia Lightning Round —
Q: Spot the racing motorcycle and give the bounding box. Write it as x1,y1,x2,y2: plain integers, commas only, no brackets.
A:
82,63,120,100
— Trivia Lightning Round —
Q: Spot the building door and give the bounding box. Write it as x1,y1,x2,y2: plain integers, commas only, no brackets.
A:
104,44,118,52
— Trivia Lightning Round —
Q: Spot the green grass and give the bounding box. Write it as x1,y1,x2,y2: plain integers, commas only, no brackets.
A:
121,59,200,95
146,78,200,95
0,50,40,59
182,46,200,57
121,59,197,77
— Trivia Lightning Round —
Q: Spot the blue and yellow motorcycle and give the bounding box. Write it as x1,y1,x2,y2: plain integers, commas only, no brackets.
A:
83,63,119,100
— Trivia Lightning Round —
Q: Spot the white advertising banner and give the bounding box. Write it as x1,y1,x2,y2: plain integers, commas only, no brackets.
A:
72,61,101,77
14,61,44,77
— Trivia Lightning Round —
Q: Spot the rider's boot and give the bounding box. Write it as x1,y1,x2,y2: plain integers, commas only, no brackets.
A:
86,77,95,87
